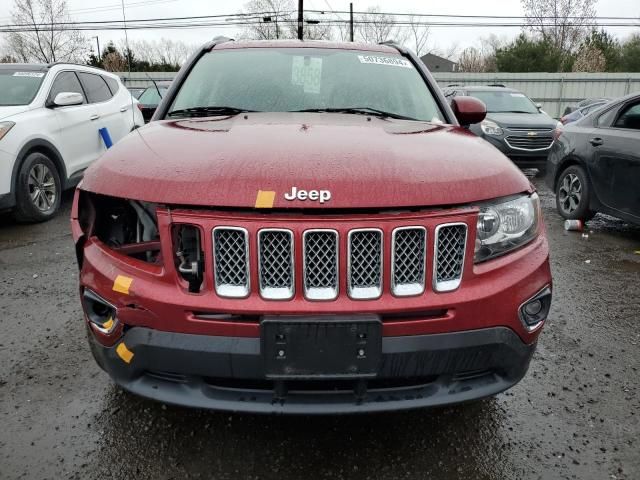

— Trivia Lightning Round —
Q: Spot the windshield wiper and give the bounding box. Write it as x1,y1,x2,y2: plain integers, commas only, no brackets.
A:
167,106,256,118
292,107,417,121
489,110,535,114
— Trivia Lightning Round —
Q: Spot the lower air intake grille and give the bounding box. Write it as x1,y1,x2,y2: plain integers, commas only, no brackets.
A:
258,229,294,300
348,229,383,299
303,230,338,300
392,227,426,296
434,223,467,292
213,227,249,298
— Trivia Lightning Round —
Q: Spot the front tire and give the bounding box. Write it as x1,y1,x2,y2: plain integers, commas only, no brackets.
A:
555,165,595,221
12,152,62,223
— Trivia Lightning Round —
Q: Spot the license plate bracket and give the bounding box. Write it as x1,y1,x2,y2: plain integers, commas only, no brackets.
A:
261,315,382,379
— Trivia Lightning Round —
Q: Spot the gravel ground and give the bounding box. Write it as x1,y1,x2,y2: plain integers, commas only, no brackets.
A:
0,178,639,480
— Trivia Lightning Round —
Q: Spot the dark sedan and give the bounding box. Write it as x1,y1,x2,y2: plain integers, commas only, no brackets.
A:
137,83,170,122
547,93,640,225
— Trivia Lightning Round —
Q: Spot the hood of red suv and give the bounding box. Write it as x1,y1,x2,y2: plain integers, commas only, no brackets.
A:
80,112,531,209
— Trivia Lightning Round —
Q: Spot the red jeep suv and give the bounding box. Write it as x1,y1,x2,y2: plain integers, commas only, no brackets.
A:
71,38,551,413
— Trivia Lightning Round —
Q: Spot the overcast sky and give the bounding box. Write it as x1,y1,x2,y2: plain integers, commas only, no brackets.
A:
2,0,639,58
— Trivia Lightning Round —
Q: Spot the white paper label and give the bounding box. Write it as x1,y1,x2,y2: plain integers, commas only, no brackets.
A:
357,55,412,68
292,56,322,94
12,71,45,77
510,93,526,97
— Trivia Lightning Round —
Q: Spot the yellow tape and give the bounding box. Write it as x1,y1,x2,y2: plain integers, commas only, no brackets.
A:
102,317,114,331
112,275,133,295
255,190,276,208
116,342,134,364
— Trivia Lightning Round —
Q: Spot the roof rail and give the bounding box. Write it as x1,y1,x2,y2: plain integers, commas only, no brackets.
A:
486,83,506,88
378,40,408,54
204,36,234,51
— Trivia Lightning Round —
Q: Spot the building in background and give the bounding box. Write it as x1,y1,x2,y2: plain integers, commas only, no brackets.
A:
420,53,458,73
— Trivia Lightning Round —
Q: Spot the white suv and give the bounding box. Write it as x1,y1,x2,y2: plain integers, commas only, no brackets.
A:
0,63,143,222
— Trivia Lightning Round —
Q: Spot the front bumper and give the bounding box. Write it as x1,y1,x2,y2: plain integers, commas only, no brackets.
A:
89,325,536,414
480,135,550,168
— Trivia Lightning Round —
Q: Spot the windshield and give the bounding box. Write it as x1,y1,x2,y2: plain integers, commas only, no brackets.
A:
466,90,539,114
139,86,167,105
0,69,46,106
168,48,445,122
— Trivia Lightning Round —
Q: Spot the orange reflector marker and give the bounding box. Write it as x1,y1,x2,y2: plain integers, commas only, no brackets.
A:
112,275,133,295
116,342,134,364
102,317,114,331
255,190,276,208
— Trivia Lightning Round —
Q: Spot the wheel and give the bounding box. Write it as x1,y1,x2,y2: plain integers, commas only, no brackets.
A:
12,152,62,222
555,165,595,221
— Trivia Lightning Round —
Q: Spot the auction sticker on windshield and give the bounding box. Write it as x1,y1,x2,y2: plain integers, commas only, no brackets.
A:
357,55,412,68
12,72,45,77
292,56,322,94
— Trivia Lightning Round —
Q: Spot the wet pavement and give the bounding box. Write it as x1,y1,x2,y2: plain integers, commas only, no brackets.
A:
1,178,639,480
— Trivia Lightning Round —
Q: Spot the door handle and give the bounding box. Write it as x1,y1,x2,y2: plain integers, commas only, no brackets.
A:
120,106,128,112
90,114,100,121
589,137,603,146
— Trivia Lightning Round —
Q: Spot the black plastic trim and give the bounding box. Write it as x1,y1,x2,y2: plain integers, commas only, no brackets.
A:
88,325,536,414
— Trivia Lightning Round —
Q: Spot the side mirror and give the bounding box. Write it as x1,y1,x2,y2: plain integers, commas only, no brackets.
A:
451,96,486,127
535,102,543,110
52,91,84,107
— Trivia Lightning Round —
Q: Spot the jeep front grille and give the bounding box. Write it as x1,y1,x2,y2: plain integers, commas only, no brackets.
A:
258,229,294,300
391,227,427,296
209,222,469,299
213,227,250,298
303,230,339,300
434,223,467,292
348,229,383,299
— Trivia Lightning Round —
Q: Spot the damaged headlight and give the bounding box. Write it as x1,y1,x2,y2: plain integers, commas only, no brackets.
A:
80,192,161,264
474,193,540,263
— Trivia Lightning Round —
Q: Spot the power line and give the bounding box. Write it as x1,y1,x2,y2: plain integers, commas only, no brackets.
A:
0,9,637,33
0,0,179,23
307,9,640,21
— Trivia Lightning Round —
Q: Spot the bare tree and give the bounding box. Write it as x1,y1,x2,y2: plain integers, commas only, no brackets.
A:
479,34,506,72
126,38,195,67
406,15,430,57
102,50,127,72
356,7,407,45
572,44,606,71
6,0,87,63
240,0,294,40
457,47,486,72
521,0,597,53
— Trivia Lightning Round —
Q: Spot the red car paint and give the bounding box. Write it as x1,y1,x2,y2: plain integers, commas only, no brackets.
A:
71,40,552,412
80,114,530,209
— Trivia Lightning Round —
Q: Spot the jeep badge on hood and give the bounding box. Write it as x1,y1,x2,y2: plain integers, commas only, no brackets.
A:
284,186,331,204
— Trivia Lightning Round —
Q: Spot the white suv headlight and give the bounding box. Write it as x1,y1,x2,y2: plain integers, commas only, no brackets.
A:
474,193,541,263
480,120,503,136
0,121,15,141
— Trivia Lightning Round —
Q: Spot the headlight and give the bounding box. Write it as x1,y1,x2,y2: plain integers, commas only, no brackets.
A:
0,121,15,141
480,120,503,136
474,193,540,263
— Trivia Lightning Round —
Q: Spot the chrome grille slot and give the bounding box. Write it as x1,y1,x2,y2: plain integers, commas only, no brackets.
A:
507,127,553,133
213,227,250,298
434,223,467,292
348,229,383,299
258,229,294,300
504,135,554,151
391,227,426,296
303,230,338,300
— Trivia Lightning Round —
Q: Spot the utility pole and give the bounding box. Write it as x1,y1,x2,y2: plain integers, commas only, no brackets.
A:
92,36,100,58
349,3,354,42
297,0,303,40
